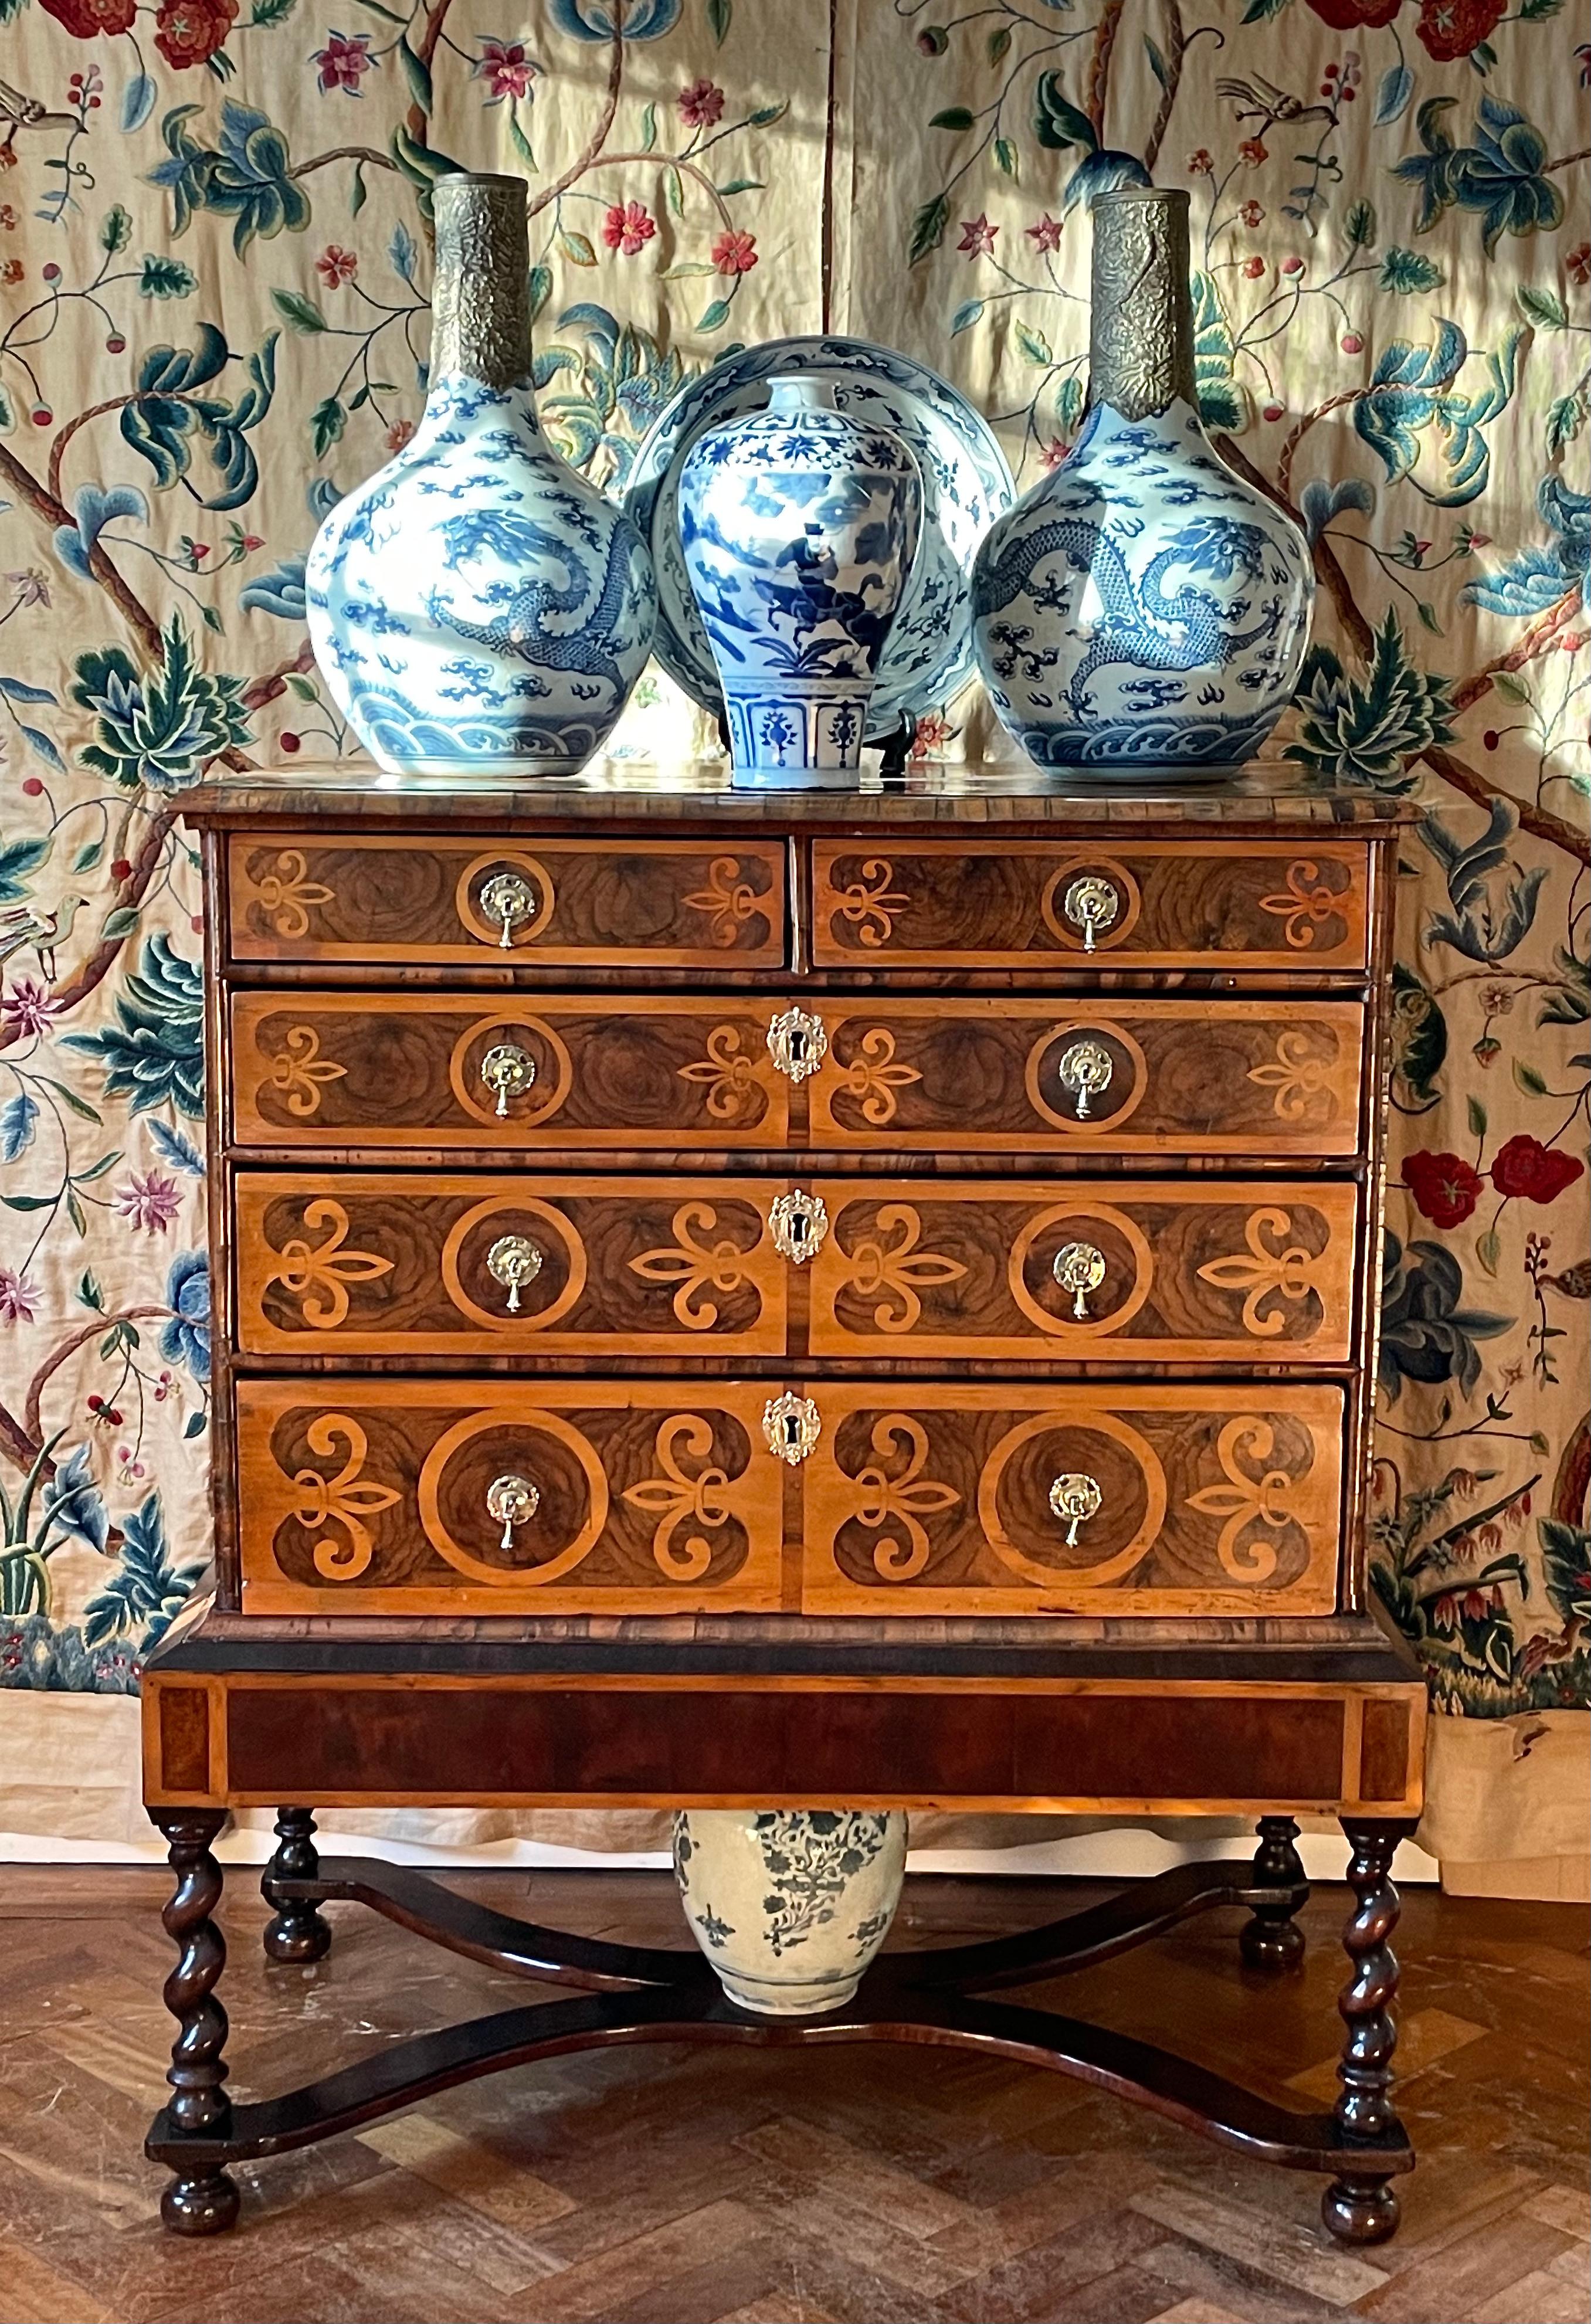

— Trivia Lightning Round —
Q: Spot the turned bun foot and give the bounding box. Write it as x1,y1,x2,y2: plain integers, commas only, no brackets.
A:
1240,1915,1307,1972
262,1908,331,1965
161,2169,242,2236
262,1807,332,1965
1322,2173,1400,2245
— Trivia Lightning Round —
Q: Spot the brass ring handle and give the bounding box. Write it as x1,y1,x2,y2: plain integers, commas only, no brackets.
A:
486,1233,543,1312
766,1005,828,1083
479,870,539,949
1057,1037,1114,1120
1049,1471,1102,1548
762,1392,820,1466
480,1041,536,1117
1063,874,1120,953
1053,1240,1107,1319
485,1471,539,1551
768,1188,829,1265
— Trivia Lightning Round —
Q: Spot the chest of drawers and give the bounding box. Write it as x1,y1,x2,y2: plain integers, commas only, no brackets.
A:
141,763,1428,2251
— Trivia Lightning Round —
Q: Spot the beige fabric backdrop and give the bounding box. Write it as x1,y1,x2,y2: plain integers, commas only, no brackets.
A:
0,0,1586,1884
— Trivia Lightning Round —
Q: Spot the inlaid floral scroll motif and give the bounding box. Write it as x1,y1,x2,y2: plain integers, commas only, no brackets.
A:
288,1416,401,1582
622,1414,735,1582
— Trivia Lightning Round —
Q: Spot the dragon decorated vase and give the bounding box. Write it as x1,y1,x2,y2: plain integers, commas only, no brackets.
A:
679,377,924,782
305,374,657,775
971,397,1314,775
673,1809,908,2014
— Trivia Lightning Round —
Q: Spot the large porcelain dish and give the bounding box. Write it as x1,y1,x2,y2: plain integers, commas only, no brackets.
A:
624,335,1013,739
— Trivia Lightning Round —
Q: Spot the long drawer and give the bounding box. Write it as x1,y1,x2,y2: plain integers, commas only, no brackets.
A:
235,1172,1361,1364
228,834,786,966
230,993,1364,1156
235,1378,1344,1617
812,840,1369,969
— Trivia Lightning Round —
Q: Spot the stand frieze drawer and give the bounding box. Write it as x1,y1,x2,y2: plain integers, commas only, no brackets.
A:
235,1172,1360,1366
799,1382,1344,1618
235,1380,786,1614
812,840,1369,969
230,992,1362,1157
228,833,786,967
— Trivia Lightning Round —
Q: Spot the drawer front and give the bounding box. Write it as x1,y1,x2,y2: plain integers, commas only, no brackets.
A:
801,1382,1343,1616
230,995,788,1150
808,1179,1359,1362
812,841,1369,969
229,834,786,967
235,1380,785,1613
806,999,1363,1155
236,1173,788,1356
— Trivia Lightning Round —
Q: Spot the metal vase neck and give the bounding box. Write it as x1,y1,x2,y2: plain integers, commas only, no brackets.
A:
1087,186,1198,422
429,172,532,391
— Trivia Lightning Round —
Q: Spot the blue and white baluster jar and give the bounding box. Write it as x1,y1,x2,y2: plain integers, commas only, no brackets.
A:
972,186,1313,777
306,172,656,776
679,378,924,786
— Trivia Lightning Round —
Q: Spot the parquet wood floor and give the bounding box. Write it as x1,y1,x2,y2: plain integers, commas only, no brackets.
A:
0,1866,1584,2324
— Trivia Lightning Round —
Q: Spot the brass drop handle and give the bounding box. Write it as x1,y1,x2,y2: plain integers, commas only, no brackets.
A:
1053,1240,1107,1319
768,1187,829,1265
479,870,538,949
480,1041,535,1117
762,1392,820,1466
486,1471,539,1550
1049,1471,1102,1548
486,1233,542,1312
1057,1037,1113,1120
766,1005,828,1083
1063,874,1120,953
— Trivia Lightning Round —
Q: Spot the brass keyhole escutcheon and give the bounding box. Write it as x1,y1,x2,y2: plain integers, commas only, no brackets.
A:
1053,1240,1107,1319
762,1392,820,1466
1049,1471,1102,1548
1057,1037,1114,1120
485,1471,540,1551
768,1188,829,1265
479,1041,536,1118
486,1233,543,1313
479,870,539,949
1063,874,1120,954
766,1005,828,1083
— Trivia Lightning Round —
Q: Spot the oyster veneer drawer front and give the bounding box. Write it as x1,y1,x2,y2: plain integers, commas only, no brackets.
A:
799,1382,1345,1617
806,998,1364,1156
236,1173,789,1357
807,1178,1360,1363
228,834,786,968
811,840,1369,970
230,993,788,1150
235,1379,785,1614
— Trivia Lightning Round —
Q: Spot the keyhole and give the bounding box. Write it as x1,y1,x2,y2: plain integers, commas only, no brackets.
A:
789,1027,807,1063
782,1415,800,1448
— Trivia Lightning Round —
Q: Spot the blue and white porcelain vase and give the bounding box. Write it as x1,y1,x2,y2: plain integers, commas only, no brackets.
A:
306,172,656,775
972,187,1313,775
679,378,923,783
674,1809,908,2014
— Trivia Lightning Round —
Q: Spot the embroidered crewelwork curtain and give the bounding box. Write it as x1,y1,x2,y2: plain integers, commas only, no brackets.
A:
0,2,1585,1830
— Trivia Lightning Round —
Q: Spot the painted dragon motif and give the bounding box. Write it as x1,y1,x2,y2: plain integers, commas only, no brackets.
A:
973,511,1284,713
429,506,641,700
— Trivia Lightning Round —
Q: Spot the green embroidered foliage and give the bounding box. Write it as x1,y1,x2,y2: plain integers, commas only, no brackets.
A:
61,934,206,1119
1393,94,1563,258
70,615,252,795
148,100,311,256
1285,608,1456,788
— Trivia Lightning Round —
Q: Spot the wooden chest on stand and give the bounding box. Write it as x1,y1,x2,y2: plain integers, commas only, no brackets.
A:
141,762,1427,2248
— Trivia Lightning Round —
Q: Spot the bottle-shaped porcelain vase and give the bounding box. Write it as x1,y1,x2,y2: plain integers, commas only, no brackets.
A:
972,186,1313,775
679,378,923,785
306,172,656,775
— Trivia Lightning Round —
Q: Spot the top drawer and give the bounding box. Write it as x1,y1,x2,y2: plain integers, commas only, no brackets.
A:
228,834,787,969
812,840,1369,971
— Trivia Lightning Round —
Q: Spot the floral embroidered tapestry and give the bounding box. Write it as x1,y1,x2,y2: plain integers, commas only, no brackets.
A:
0,0,1586,1745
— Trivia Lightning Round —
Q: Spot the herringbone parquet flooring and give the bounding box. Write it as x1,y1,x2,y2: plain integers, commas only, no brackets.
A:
0,1865,1585,2324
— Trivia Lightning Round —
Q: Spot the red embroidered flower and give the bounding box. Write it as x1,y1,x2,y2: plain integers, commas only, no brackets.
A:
1026,214,1063,254
1238,137,1268,167
710,228,758,276
153,0,237,70
1490,1135,1585,1205
0,258,22,286
1415,0,1504,59
316,245,358,287
1569,243,1591,287
473,38,539,103
958,213,997,259
1305,0,1400,26
1241,254,1266,279
1239,200,1264,229
38,0,135,38
1038,438,1070,470
313,28,374,94
1187,149,1214,175
1404,1151,1484,1227
602,201,656,256
678,78,724,127
386,418,415,453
